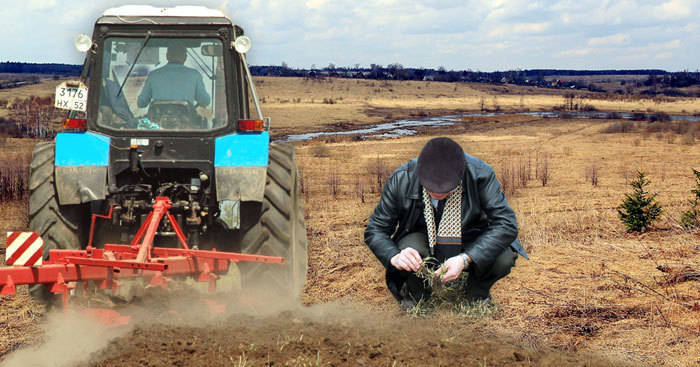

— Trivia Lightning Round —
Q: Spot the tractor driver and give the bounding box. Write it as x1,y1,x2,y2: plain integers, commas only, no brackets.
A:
137,44,211,109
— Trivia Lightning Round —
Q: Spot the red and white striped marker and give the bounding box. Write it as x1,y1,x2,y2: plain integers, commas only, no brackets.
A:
5,232,43,266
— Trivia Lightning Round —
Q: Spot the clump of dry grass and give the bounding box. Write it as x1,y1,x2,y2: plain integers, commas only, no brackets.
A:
585,163,600,186
405,257,499,319
327,168,341,198
535,152,550,187
496,153,532,197
367,156,391,193
0,154,29,202
354,175,368,203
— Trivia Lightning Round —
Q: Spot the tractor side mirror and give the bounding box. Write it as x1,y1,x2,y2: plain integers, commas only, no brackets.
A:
201,44,222,56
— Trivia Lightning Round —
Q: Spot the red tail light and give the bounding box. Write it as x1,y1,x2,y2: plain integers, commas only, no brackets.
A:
62,118,87,130
238,119,264,132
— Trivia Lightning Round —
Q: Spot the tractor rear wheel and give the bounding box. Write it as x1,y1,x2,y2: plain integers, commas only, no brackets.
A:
237,143,308,301
28,142,85,304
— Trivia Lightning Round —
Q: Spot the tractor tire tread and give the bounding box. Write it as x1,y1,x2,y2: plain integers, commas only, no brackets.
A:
238,143,307,299
28,142,83,303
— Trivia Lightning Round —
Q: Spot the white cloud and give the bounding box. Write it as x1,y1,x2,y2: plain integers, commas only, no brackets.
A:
487,22,549,38
560,13,571,24
485,0,543,21
305,0,327,10
684,21,700,31
587,33,631,47
551,0,644,26
654,0,694,19
652,39,681,50
28,0,56,11
557,48,593,57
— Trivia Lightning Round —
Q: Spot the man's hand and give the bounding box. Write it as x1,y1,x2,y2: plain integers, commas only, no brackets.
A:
390,247,423,272
435,255,468,283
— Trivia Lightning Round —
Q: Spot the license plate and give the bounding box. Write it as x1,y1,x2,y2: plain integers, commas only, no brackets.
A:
55,82,88,112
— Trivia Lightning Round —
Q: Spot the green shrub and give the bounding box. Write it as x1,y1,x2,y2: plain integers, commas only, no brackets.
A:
618,171,662,233
680,169,700,229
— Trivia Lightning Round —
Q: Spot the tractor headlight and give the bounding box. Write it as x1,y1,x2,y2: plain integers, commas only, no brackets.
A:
74,34,92,53
233,36,252,54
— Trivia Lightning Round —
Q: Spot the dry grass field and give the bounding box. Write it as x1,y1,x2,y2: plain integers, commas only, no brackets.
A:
252,76,700,136
3,75,698,135
0,76,698,366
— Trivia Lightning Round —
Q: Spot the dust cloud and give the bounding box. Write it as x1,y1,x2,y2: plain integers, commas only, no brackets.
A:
1,308,134,367
0,269,325,367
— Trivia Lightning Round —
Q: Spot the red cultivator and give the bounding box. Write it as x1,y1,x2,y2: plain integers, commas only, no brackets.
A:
1,197,284,309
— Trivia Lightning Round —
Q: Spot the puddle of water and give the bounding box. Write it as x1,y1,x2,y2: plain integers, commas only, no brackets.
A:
281,116,458,142
374,129,418,139
279,111,699,142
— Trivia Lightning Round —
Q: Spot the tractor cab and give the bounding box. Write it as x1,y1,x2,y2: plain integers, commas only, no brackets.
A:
86,6,254,135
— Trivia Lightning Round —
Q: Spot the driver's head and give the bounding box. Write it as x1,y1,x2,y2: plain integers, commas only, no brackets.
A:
166,44,187,64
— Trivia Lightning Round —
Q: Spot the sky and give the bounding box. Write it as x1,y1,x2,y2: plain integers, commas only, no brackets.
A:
0,0,698,71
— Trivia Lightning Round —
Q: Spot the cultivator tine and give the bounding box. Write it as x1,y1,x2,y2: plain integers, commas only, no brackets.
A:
81,281,89,297
197,262,219,293
110,280,123,297
0,275,16,295
149,272,172,290
48,273,76,310
100,271,120,296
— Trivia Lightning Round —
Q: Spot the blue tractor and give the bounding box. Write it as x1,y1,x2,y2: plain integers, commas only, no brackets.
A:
29,6,307,302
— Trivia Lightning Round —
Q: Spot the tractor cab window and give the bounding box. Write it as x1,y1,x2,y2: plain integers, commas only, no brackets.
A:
98,37,228,131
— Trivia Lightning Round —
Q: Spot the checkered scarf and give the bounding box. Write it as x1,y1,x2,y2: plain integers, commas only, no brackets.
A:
422,185,462,255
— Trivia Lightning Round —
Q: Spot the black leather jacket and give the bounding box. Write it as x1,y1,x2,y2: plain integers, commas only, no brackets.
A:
364,154,527,273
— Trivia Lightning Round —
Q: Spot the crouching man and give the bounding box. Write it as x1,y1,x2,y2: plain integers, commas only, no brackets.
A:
364,137,528,308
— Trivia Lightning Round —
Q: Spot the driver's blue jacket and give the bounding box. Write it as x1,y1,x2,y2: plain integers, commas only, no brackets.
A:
137,62,211,108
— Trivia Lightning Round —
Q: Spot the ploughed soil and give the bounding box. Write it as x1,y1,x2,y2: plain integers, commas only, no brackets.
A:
1,282,626,367
84,308,617,367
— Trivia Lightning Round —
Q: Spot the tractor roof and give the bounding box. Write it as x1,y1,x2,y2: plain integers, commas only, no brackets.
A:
97,5,235,26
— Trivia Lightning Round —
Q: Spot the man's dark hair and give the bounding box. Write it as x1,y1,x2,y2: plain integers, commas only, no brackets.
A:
166,44,187,64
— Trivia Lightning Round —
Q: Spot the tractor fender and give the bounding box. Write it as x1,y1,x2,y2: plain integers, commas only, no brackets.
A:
54,132,109,205
214,132,269,203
